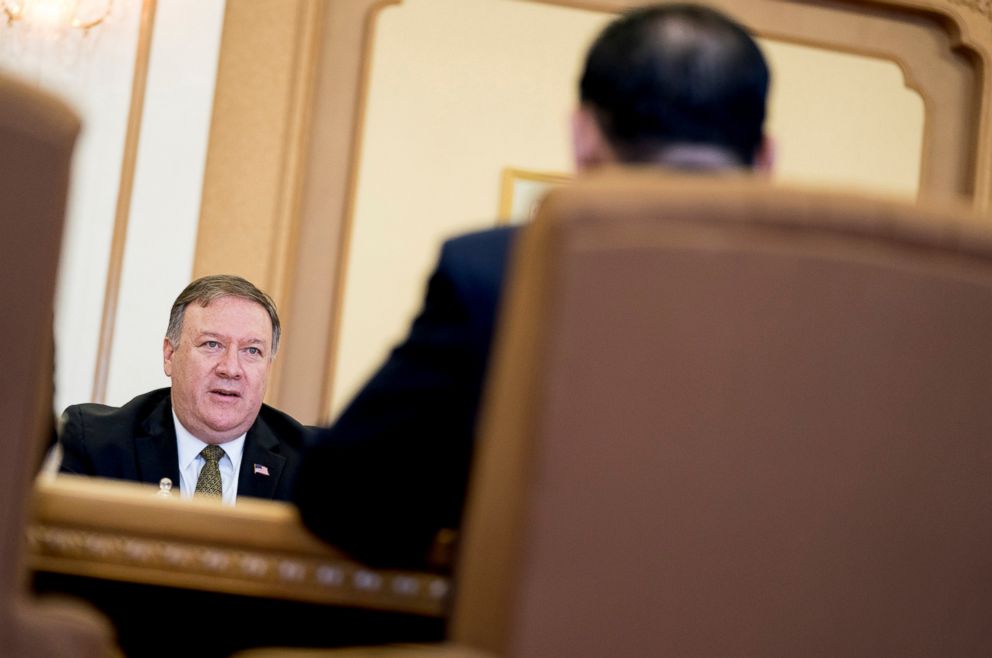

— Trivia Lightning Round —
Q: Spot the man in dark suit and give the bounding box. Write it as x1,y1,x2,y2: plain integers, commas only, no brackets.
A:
295,3,774,565
59,275,307,502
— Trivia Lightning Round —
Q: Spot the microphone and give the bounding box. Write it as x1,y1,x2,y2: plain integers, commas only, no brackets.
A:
157,477,174,497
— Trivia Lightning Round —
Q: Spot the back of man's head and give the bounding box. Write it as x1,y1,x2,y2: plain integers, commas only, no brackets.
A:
579,3,769,168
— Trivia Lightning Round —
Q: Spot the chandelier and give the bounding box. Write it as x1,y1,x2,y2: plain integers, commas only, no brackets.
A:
2,0,114,34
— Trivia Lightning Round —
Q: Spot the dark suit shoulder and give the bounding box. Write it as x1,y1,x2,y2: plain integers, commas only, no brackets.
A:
62,387,171,426
59,388,173,480
439,226,516,280
443,224,516,251
429,226,517,335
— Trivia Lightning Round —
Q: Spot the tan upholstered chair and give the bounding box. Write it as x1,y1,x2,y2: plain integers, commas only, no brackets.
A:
0,72,115,657
241,171,992,658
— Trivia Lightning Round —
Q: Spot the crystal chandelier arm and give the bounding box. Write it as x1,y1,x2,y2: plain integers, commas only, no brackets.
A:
2,1,26,27
72,0,114,32
0,1,115,32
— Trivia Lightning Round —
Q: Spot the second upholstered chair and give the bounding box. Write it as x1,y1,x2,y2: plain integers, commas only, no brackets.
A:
0,72,117,658
239,171,992,658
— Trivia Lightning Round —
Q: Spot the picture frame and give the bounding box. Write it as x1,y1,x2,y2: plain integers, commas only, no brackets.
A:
498,167,572,225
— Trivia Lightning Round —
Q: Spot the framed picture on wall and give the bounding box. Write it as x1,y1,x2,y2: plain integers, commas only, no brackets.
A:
498,168,571,225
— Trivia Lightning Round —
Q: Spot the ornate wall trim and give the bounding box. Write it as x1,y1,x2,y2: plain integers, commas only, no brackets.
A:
91,0,157,403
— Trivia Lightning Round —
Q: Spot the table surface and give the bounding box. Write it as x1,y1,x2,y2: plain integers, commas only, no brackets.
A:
27,475,450,618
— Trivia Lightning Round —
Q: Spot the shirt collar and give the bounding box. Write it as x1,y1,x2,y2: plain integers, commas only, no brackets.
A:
173,411,247,470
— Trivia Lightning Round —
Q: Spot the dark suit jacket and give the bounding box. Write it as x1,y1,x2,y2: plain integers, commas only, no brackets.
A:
295,226,516,569
60,387,308,501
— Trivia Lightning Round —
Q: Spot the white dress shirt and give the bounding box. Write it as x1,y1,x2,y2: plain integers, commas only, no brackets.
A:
173,411,245,505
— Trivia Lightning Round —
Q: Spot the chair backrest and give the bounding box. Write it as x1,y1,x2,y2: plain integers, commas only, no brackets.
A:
453,170,992,657
0,71,113,657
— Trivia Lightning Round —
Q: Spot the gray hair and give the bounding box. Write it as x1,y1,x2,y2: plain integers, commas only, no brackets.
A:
165,274,281,356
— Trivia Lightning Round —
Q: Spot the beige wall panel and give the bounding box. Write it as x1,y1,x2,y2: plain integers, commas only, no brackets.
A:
327,0,928,418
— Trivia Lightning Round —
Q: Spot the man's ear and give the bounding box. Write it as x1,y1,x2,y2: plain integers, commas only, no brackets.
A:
753,134,775,176
163,338,175,378
571,106,615,172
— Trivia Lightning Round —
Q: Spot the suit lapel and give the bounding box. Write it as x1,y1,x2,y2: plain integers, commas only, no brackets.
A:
238,417,287,499
134,395,181,487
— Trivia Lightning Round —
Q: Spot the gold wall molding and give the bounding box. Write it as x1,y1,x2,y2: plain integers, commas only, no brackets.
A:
949,0,992,21
316,0,403,422
91,0,157,403
272,0,402,421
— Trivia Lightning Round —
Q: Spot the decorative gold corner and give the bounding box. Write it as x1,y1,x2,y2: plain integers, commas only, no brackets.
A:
948,0,992,22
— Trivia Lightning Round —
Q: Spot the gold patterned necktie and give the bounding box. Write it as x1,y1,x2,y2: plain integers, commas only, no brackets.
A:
194,445,225,497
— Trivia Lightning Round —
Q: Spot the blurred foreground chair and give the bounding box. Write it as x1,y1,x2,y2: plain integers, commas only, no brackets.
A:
238,171,992,658
0,72,116,657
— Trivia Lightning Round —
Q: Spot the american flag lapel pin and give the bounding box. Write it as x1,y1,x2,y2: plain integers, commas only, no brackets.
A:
253,463,270,476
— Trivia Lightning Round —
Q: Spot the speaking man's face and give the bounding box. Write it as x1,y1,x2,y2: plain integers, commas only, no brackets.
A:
163,296,273,444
